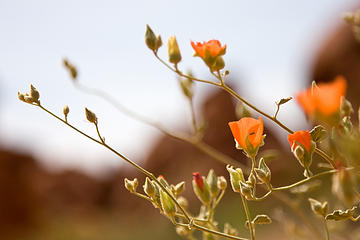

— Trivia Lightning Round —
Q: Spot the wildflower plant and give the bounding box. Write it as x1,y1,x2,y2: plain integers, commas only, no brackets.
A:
18,15,360,240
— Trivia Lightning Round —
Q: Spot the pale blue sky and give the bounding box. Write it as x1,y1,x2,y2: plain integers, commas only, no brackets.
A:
0,0,357,175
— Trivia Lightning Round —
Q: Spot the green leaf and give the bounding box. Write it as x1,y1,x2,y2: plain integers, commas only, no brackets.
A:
310,125,328,143
245,215,272,228
277,97,292,105
326,206,357,221
252,214,272,225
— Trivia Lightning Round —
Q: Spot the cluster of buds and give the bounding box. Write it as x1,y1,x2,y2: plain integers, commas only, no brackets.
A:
145,25,182,65
125,175,188,222
227,160,272,200
18,84,40,105
226,165,256,200
145,25,229,72
192,170,227,206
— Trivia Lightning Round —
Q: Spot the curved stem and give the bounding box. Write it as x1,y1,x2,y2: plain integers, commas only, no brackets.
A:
72,81,245,169
253,168,352,201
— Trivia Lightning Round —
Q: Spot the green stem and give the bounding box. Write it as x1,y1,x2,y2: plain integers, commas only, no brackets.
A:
36,103,253,240
189,97,198,134
176,223,249,240
72,80,244,169
154,55,335,168
323,218,330,240
253,168,352,201
66,62,323,238
37,104,191,222
240,194,255,240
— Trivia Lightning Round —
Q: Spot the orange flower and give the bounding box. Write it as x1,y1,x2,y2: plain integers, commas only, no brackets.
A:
191,40,226,59
288,130,311,152
228,117,264,150
296,76,347,116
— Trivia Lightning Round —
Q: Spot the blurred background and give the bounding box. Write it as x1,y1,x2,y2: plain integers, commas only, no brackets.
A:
0,0,359,239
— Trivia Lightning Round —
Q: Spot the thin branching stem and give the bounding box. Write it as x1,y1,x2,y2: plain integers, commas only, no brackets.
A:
154,54,335,168
68,74,322,237
176,223,249,240
35,103,255,240
37,104,191,222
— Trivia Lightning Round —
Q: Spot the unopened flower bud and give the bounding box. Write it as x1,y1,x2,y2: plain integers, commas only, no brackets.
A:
192,172,211,205
217,176,227,190
176,196,188,210
174,181,185,196
157,175,169,188
207,169,219,198
63,105,69,119
156,35,162,49
239,181,253,200
145,25,160,52
124,178,138,193
168,36,182,64
226,165,244,193
30,84,40,103
192,172,203,191
85,107,97,124
160,189,176,218
246,172,256,189
143,177,155,197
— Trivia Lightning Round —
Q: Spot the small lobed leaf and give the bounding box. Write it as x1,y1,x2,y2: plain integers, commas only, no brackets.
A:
325,206,357,221
252,214,272,225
